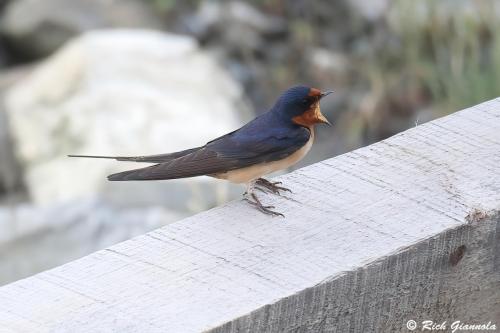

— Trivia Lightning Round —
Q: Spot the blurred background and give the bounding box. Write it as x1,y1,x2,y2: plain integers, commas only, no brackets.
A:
1,0,499,286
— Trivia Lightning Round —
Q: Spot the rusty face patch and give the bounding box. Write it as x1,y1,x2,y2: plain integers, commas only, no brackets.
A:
308,88,322,97
292,104,319,127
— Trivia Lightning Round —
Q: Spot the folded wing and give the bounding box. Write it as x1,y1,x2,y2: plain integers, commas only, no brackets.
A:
108,127,310,181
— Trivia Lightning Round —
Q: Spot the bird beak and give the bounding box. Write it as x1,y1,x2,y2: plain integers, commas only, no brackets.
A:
317,112,331,126
318,90,333,125
320,90,334,99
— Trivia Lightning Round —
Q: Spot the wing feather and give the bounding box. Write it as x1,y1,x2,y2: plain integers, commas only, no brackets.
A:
108,127,310,181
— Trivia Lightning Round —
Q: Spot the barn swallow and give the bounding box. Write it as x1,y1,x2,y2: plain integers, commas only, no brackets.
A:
69,86,333,217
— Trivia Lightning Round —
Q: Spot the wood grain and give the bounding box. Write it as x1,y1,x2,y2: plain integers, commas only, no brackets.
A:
0,98,499,332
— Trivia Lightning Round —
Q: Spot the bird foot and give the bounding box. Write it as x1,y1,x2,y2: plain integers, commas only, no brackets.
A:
243,194,284,218
255,178,292,195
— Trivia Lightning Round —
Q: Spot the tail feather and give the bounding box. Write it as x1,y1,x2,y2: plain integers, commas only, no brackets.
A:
107,166,158,181
68,154,118,159
107,169,141,181
68,147,201,164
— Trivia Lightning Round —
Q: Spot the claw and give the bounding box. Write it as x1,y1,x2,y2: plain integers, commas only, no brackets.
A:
255,178,293,195
275,185,292,193
244,198,275,210
243,194,284,217
255,186,270,194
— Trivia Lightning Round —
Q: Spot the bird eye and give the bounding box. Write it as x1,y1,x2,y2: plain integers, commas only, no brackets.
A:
302,98,309,105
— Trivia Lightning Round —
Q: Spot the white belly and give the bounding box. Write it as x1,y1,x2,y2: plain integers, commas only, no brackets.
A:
214,128,314,184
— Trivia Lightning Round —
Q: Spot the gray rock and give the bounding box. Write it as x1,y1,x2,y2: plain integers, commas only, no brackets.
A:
4,30,250,210
348,0,389,22
222,1,286,35
0,67,29,196
0,0,164,58
186,1,286,49
308,48,350,78
0,198,184,286
0,110,18,194
0,0,8,13
0,42,7,68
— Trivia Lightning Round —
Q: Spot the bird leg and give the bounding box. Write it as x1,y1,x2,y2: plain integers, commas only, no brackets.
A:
255,178,292,195
244,180,284,217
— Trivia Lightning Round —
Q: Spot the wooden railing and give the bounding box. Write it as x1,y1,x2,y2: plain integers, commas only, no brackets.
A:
0,98,499,332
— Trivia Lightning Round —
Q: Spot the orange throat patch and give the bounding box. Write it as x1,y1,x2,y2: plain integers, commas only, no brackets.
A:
292,102,324,127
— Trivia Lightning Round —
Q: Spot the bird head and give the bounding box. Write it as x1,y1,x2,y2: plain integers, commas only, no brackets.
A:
273,86,333,127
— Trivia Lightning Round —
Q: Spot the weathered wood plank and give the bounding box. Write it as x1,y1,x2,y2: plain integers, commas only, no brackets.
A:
0,99,499,332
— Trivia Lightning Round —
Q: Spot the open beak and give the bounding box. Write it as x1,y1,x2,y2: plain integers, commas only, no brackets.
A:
320,90,334,99
316,112,331,126
317,90,333,125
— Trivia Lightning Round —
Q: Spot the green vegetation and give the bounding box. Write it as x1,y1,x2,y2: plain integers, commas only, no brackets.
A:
372,0,500,115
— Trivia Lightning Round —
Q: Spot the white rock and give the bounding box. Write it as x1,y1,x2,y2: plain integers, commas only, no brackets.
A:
5,30,250,207
309,48,349,75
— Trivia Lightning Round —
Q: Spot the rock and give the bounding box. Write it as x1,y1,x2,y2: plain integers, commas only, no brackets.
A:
0,41,7,68
185,1,286,49
348,0,389,22
222,1,286,35
308,48,350,80
4,30,250,209
0,67,29,196
0,197,183,286
0,108,19,195
0,0,164,58
0,0,8,12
